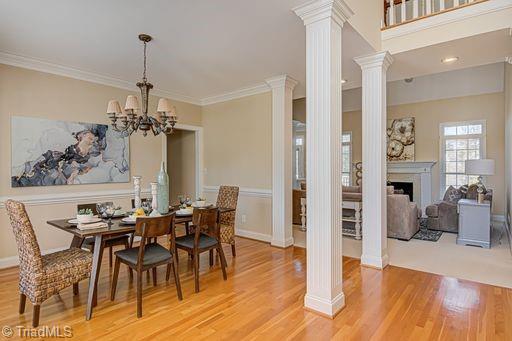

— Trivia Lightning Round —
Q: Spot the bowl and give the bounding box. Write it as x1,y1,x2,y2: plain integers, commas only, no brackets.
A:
77,213,95,223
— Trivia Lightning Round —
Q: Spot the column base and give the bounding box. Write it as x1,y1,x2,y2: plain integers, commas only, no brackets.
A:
304,292,345,318
271,237,294,248
361,254,389,269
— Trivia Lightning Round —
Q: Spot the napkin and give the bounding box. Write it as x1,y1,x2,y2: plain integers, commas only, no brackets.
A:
77,221,108,230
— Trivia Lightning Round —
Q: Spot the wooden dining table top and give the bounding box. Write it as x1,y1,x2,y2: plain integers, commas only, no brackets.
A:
46,206,235,238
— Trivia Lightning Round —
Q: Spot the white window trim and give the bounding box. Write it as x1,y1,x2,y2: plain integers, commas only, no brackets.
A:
439,120,487,199
342,131,352,186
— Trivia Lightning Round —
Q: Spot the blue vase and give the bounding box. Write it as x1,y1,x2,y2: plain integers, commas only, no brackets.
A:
157,162,169,214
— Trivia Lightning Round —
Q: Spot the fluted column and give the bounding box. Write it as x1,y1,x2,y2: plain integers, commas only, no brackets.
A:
266,75,298,248
294,0,353,317
354,51,393,269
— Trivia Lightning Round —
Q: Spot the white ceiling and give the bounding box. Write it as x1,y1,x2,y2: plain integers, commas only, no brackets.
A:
0,0,373,103
0,1,509,104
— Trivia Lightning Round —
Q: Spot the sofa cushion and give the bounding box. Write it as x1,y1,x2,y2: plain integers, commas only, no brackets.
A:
443,186,462,203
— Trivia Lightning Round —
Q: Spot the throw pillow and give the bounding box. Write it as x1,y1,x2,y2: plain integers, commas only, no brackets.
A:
443,186,463,203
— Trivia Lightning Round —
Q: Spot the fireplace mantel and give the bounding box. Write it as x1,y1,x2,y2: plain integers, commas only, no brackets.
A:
387,161,436,174
387,161,436,216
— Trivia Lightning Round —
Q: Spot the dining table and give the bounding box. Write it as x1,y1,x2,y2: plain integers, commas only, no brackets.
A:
46,205,234,320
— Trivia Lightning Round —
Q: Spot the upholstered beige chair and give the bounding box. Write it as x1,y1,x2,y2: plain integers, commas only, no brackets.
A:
216,186,239,256
5,200,92,327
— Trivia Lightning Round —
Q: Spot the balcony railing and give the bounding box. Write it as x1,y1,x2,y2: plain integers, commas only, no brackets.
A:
383,0,489,28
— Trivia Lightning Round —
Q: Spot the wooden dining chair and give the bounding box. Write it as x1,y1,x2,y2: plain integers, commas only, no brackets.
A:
77,203,131,269
110,214,182,318
175,207,227,293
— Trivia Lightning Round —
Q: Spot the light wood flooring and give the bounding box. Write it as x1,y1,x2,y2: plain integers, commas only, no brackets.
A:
0,236,511,340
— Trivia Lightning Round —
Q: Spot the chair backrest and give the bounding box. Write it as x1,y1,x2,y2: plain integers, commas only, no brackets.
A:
4,200,44,274
192,207,219,239
216,186,239,209
134,213,175,239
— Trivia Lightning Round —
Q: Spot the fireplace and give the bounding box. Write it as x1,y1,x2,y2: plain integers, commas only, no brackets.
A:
389,181,413,202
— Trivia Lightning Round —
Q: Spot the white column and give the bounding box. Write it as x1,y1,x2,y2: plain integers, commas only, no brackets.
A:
354,51,393,269
266,75,298,248
294,0,353,317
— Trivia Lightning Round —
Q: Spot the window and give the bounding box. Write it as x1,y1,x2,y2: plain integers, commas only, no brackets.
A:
294,136,305,181
440,120,486,196
342,132,352,186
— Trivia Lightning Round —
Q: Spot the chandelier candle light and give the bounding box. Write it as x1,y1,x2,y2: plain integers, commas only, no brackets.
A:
106,34,178,136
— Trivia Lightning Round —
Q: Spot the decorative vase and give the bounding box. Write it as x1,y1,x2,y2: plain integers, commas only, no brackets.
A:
157,161,169,214
149,182,161,217
133,176,142,209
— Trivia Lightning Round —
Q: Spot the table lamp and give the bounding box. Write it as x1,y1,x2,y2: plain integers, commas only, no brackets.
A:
465,159,495,203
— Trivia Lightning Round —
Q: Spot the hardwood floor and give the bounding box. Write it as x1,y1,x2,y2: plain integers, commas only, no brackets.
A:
0,236,511,340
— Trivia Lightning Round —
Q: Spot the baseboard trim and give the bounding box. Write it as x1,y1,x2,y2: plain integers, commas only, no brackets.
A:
271,237,295,248
0,246,68,269
360,254,389,270
304,292,346,318
235,228,272,243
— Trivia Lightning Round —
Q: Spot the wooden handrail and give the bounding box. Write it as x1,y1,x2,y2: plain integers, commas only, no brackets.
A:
383,0,489,29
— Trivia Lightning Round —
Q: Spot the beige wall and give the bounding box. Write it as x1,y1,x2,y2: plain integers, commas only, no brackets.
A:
505,63,512,234
343,92,506,215
0,64,201,261
167,129,196,205
201,92,272,238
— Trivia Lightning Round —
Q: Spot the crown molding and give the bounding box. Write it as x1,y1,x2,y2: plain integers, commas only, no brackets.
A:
200,82,271,106
265,75,298,90
293,0,354,27
0,51,202,105
354,51,394,71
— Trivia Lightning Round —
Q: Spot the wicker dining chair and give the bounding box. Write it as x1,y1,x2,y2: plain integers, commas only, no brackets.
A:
5,200,93,327
216,186,239,256
110,214,182,318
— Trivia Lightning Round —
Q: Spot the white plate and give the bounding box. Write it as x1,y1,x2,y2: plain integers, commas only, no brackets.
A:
121,217,137,224
176,209,193,216
68,217,102,225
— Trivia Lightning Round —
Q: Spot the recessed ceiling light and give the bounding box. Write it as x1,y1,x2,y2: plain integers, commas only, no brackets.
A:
341,79,347,84
442,56,459,64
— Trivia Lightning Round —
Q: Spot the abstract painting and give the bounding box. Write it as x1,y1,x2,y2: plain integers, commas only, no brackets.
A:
386,117,415,162
11,116,130,187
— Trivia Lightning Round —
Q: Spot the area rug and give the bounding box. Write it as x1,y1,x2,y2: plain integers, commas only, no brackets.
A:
412,224,443,242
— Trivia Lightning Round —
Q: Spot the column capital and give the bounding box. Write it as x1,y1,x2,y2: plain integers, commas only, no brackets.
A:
265,75,298,91
293,0,354,27
354,51,394,71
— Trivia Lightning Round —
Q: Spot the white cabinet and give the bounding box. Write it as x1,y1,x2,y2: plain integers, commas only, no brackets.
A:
457,199,491,248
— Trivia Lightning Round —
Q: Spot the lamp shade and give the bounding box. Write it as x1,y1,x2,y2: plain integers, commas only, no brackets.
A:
157,98,173,113
465,159,495,176
124,95,139,111
106,100,122,114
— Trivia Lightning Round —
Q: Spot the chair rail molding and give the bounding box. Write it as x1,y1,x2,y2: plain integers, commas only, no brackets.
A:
202,185,271,198
0,188,151,208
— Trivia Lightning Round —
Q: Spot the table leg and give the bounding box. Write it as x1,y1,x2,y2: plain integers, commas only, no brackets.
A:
185,222,190,235
86,234,104,320
70,235,84,248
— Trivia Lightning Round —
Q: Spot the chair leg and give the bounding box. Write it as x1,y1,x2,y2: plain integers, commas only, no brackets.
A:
152,267,157,286
124,239,133,280
166,263,171,281
32,304,40,328
172,256,183,300
231,243,236,257
136,271,143,318
111,258,121,301
217,244,228,280
109,247,113,268
209,249,214,267
19,293,26,314
193,252,200,293
73,283,79,296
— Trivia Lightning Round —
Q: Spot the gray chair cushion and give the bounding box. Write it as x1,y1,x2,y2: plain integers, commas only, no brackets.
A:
175,233,218,249
115,243,171,266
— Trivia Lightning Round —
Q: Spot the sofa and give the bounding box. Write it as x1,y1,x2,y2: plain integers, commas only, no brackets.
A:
426,184,493,233
292,183,420,240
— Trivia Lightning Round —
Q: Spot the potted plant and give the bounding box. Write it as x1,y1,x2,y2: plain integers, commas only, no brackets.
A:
195,197,207,207
77,208,94,223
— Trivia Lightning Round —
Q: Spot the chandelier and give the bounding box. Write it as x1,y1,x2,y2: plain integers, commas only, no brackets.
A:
106,34,177,136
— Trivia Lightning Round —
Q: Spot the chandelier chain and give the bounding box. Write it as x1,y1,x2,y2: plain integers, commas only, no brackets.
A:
143,41,147,82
